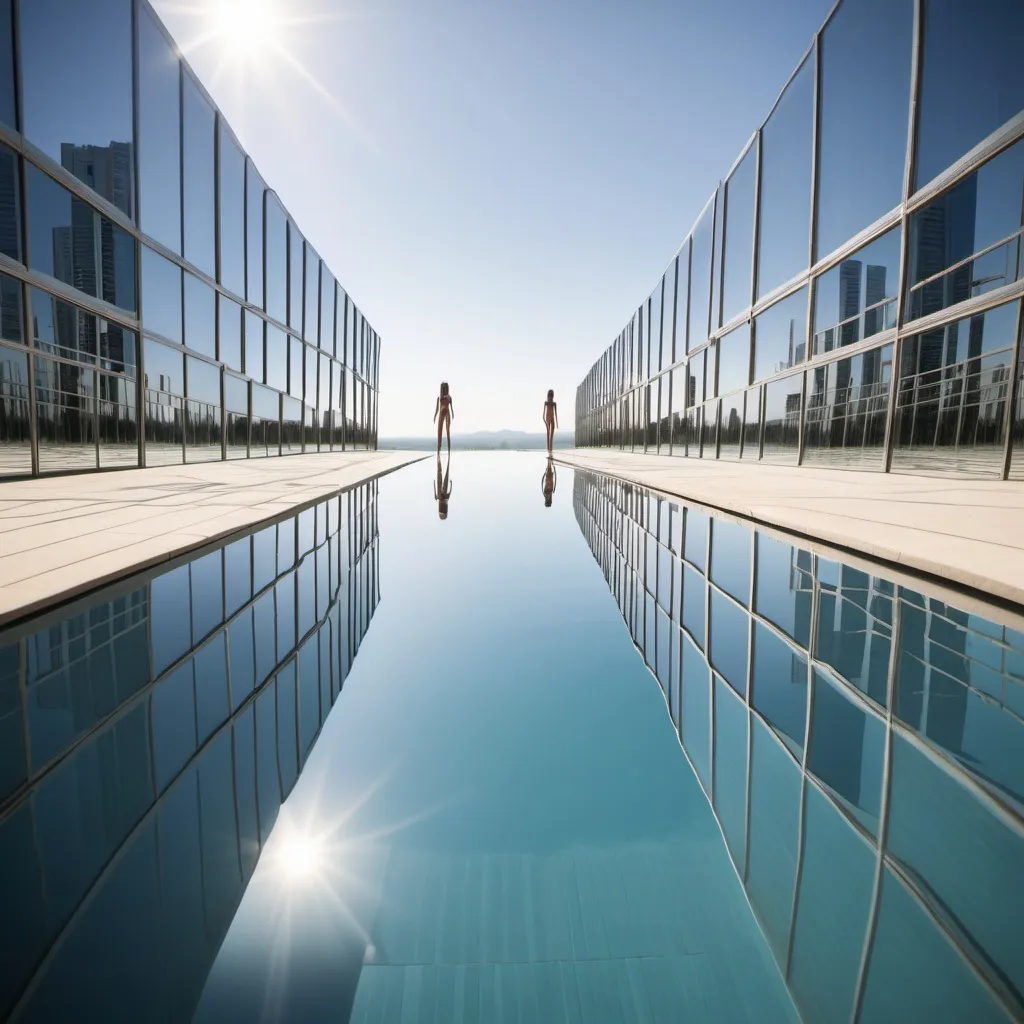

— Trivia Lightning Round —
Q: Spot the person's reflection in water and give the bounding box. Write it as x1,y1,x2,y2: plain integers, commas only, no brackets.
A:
541,457,557,507
434,453,453,519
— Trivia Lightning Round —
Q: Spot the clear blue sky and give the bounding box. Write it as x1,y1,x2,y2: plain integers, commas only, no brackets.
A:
153,0,833,435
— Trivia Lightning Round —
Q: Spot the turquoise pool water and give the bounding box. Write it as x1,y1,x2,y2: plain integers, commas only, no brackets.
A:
0,453,1021,1023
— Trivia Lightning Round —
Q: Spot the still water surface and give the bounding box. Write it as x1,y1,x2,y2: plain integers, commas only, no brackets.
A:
0,454,1021,1023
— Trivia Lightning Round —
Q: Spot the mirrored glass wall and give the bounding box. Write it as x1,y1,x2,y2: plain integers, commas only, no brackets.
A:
0,479,379,1019
575,0,1024,481
0,0,380,479
574,469,1024,1024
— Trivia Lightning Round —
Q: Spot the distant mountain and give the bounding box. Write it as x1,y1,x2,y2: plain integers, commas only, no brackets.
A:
380,429,574,451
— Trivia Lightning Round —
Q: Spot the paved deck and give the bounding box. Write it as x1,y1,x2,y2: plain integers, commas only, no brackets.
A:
0,450,424,626
554,448,1024,608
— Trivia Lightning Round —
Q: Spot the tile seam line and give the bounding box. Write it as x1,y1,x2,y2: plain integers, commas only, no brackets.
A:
553,454,1024,614
0,454,424,630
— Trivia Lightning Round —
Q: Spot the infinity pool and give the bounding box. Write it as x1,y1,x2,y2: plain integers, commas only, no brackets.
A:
0,453,1021,1023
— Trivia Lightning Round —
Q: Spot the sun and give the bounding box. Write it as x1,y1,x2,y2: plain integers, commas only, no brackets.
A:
209,0,282,61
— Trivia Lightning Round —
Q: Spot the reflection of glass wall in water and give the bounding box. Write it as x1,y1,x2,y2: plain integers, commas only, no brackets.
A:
0,480,380,1020
0,0,380,479
576,0,1024,482
573,469,1024,1024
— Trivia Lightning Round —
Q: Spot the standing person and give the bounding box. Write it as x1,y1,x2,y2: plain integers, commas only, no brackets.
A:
542,389,558,453
433,381,454,453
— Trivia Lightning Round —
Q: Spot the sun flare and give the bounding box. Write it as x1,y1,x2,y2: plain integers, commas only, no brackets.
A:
209,0,281,60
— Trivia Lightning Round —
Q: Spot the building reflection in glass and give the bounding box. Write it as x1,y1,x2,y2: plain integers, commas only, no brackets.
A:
573,469,1024,1024
0,480,380,1021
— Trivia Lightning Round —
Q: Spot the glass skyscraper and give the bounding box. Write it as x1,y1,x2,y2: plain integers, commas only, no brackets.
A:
0,0,380,479
575,0,1024,480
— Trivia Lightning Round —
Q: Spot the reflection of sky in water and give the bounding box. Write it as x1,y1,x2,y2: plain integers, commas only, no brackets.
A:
2,457,1024,1020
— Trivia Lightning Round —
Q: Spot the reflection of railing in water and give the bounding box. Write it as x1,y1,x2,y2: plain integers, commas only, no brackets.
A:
0,480,380,1021
572,468,1024,1024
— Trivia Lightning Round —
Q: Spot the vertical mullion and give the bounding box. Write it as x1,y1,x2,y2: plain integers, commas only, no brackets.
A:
884,0,924,473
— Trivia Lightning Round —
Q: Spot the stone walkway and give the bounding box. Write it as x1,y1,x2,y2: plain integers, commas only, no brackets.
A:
0,450,424,625
554,448,1024,608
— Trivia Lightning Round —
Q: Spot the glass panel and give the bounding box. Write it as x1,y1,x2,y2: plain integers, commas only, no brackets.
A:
20,0,133,217
788,784,875,1024
892,300,1018,477
0,143,18,261
649,280,663,373
243,310,263,385
288,336,303,399
754,286,807,382
97,370,137,468
288,223,303,331
217,294,241,372
282,395,302,453
758,56,813,298
0,342,31,477
804,343,892,469
264,194,286,323
186,356,219,407
245,162,264,306
663,257,678,364
31,287,97,366
35,357,96,472
709,588,748,696
141,247,182,344
183,274,215,359
816,0,913,258
716,391,741,460
98,321,135,378
217,125,245,298
688,200,714,352
762,373,801,463
265,324,287,393
713,677,747,866
0,0,14,131
915,0,1024,191
808,670,885,835
304,245,319,345
716,322,750,397
304,344,317,409
181,75,215,279
320,271,335,355
144,337,183,397
813,227,900,356
27,165,135,312
908,139,1024,322
746,718,801,964
224,374,248,459
741,386,761,458
137,5,179,250
721,145,756,324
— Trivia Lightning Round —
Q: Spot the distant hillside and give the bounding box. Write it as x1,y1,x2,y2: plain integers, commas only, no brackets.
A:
380,430,575,451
